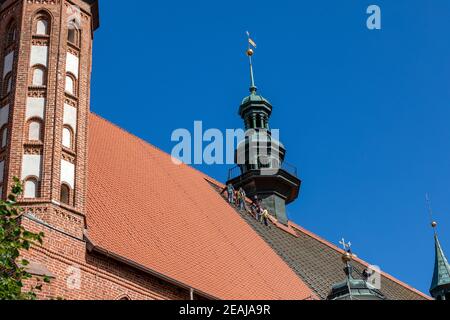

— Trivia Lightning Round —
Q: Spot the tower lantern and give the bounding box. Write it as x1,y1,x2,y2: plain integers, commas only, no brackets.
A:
226,33,301,225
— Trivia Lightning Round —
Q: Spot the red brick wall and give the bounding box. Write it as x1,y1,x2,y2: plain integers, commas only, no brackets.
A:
0,0,91,212
0,1,198,300
21,216,190,300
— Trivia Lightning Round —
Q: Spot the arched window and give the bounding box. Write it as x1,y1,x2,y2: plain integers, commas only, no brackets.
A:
68,27,80,47
65,73,76,95
0,126,8,149
3,72,13,96
34,12,51,36
62,126,73,149
28,120,42,141
60,183,71,205
36,19,48,35
32,66,46,86
6,21,17,46
24,177,38,199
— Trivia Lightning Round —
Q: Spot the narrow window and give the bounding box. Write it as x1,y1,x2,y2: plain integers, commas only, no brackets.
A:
68,27,80,47
65,74,75,95
24,178,38,198
0,126,7,149
0,160,4,183
32,67,46,86
60,184,71,205
28,120,42,141
62,126,73,149
258,116,264,128
3,73,13,96
6,76,12,94
6,22,17,46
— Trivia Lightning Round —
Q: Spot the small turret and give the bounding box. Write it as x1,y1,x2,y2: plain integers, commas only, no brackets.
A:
327,239,386,300
429,222,450,300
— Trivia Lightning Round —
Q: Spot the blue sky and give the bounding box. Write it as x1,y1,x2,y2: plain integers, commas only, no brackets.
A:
90,0,450,294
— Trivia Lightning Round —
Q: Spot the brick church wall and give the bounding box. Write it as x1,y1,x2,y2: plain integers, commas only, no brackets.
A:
0,0,198,300
21,216,190,300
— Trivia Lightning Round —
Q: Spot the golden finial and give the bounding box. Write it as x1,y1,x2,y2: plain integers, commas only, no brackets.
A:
432,221,438,228
246,48,254,57
339,238,354,263
342,251,353,263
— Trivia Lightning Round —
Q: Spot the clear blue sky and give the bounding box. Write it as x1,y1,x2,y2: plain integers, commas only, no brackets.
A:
90,0,450,295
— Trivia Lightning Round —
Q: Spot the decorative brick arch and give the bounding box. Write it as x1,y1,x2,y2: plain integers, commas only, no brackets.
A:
60,182,72,206
30,64,47,87
31,9,53,36
26,117,44,142
65,72,77,96
62,125,74,150
23,175,40,199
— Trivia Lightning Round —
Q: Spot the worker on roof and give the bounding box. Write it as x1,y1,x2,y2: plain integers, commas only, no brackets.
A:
252,196,262,222
262,209,270,227
237,187,247,211
226,183,235,205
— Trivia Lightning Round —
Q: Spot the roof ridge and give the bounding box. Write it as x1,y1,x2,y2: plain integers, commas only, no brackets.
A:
288,222,431,300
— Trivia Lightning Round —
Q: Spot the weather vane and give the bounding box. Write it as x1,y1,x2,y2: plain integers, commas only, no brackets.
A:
339,238,352,253
246,31,257,92
426,193,438,234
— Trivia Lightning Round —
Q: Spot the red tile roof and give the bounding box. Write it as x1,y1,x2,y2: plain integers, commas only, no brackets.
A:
86,113,316,300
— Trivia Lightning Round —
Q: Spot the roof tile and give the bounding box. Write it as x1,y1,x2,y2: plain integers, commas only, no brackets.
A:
86,113,315,300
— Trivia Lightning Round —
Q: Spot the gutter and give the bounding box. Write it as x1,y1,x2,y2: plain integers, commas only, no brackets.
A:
84,235,218,301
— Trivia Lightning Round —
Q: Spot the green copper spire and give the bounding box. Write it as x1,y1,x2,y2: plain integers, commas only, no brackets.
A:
426,194,450,300
430,230,450,297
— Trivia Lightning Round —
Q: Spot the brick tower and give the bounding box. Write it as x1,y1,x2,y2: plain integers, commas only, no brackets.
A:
0,0,98,237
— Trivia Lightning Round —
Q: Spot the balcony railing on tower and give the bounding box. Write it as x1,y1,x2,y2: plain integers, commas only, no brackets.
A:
227,161,298,181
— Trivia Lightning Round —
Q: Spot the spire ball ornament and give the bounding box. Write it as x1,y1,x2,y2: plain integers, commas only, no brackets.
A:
342,252,353,263
247,48,254,57
432,221,438,228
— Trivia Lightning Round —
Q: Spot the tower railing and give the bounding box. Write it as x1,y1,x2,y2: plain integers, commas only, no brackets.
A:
227,161,298,181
